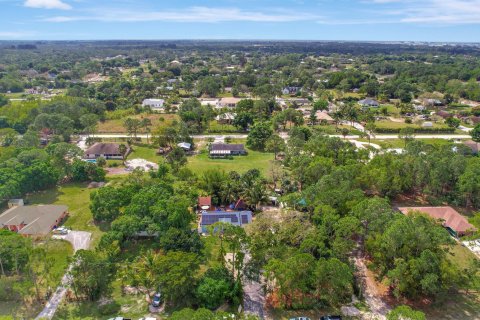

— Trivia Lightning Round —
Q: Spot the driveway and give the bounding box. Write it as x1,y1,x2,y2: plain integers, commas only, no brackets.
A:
52,230,91,252
35,231,91,320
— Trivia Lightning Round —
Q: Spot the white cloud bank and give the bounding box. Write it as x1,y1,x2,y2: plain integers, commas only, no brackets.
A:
42,6,319,23
25,0,71,10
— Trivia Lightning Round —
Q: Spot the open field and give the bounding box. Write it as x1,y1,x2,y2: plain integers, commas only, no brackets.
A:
98,113,179,133
187,149,275,176
26,182,105,246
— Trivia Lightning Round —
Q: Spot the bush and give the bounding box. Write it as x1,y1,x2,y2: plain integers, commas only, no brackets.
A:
98,301,121,315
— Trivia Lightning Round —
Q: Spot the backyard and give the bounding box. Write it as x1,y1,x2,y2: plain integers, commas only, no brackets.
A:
187,149,275,176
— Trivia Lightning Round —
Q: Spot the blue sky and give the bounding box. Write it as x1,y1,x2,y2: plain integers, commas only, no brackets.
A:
1,0,480,41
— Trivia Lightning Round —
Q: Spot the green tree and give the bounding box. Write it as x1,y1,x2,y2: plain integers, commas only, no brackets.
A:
265,134,285,159
399,127,415,147
69,250,113,301
123,118,142,138
387,306,426,320
156,251,200,306
246,122,273,151
166,146,187,172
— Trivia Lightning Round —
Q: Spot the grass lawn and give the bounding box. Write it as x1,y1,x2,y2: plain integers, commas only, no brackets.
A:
98,113,179,133
207,120,240,134
26,182,105,246
364,138,454,149
375,119,449,130
421,293,480,320
187,149,275,176
36,239,73,288
127,144,161,163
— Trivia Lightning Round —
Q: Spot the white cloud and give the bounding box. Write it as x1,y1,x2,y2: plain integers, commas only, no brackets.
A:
0,31,35,38
368,0,480,24
25,0,71,10
42,6,319,23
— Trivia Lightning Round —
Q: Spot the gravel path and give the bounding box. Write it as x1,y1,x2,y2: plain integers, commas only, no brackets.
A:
35,231,91,320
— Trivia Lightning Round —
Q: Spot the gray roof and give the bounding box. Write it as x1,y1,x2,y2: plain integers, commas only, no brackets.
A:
359,98,379,106
210,143,245,152
85,143,122,155
200,211,252,226
0,205,68,235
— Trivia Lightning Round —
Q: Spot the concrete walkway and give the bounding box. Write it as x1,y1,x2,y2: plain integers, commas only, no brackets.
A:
35,231,91,320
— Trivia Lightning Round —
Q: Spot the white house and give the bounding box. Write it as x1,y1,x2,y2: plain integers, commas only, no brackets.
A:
216,97,242,109
142,99,165,111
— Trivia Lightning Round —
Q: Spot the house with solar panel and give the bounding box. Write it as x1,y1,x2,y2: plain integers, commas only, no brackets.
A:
209,143,247,158
199,210,253,233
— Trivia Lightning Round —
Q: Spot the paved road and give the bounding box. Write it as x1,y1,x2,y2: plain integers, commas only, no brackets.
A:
35,231,91,320
87,133,471,140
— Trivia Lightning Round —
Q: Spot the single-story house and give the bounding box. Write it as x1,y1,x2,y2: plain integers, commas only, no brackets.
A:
215,113,236,124
436,110,452,119
209,143,247,158
311,110,334,124
142,99,165,111
463,140,479,154
358,98,380,107
422,121,433,127
282,86,301,95
198,196,212,211
414,105,427,112
84,143,129,160
177,142,192,151
216,97,242,109
397,206,477,237
199,210,252,233
0,205,68,236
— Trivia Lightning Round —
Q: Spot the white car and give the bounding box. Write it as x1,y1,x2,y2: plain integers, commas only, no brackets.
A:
53,227,69,235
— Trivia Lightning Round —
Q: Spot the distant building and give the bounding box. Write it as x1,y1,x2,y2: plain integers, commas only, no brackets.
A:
397,206,477,237
463,140,479,154
216,97,242,109
198,196,212,211
422,121,433,127
215,112,236,124
358,98,379,107
209,143,246,158
282,86,301,95
0,205,68,236
310,110,334,124
84,143,128,160
414,105,426,112
199,210,252,233
177,142,192,151
142,99,165,111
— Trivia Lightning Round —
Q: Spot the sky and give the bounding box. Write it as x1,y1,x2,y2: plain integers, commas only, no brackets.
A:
1,0,480,42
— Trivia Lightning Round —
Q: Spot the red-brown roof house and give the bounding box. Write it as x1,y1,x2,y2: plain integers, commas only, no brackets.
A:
198,196,212,210
397,206,477,237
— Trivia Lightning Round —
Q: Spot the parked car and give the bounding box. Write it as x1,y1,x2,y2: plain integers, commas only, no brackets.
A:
320,316,342,320
108,318,132,320
152,292,162,307
289,317,311,320
53,226,69,235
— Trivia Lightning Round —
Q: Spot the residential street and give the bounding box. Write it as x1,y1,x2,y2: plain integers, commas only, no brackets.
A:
84,133,472,140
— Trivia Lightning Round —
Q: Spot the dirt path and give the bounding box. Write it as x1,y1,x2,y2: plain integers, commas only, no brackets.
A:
354,255,391,320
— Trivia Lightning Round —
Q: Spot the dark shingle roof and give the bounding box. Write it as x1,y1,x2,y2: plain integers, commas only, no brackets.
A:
210,144,245,152
85,143,121,155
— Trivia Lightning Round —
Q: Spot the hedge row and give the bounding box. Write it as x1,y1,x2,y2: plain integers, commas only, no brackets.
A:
374,127,456,134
